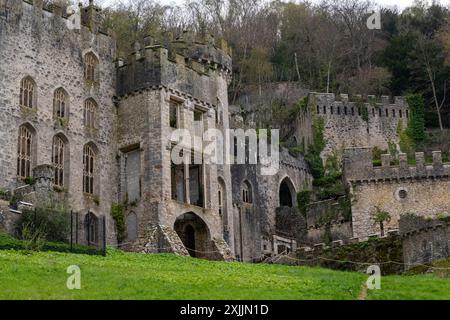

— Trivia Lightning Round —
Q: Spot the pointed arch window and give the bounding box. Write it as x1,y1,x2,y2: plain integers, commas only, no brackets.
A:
54,88,68,119
84,99,97,129
83,145,95,194
84,53,98,82
52,136,66,187
20,77,36,109
17,125,34,179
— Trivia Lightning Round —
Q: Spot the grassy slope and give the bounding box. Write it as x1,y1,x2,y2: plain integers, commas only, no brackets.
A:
0,249,449,300
0,249,365,300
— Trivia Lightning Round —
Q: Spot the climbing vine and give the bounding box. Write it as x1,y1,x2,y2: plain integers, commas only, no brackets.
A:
111,203,126,243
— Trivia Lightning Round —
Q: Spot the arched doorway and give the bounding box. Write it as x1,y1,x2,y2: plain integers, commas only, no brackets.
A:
174,212,211,259
279,177,296,207
84,212,98,245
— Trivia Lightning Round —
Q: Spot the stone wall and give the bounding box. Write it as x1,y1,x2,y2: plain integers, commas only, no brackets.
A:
309,93,409,160
0,0,118,245
231,148,312,262
400,215,450,270
115,30,234,260
293,234,404,275
344,147,450,240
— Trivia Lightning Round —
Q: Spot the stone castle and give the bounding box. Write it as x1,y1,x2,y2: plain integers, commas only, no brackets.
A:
0,0,447,264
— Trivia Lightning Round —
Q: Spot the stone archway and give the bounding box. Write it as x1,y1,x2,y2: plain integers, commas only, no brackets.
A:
174,212,211,259
279,177,296,207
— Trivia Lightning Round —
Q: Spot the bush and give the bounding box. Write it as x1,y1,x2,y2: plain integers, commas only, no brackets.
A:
0,233,102,255
17,204,70,243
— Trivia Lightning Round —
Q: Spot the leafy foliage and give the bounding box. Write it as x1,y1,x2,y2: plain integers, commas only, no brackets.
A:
17,205,70,243
305,116,325,179
111,203,126,243
406,94,427,143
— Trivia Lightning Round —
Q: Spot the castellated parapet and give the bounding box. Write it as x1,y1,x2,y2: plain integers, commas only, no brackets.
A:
308,92,409,161
116,30,232,103
343,148,450,240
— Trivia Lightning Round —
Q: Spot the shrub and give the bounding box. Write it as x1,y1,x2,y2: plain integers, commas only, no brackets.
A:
17,204,70,243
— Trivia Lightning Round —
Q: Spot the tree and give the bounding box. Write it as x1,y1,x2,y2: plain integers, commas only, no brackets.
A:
241,47,274,96
373,207,391,237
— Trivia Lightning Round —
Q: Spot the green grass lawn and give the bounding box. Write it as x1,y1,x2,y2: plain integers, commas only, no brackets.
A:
0,233,449,300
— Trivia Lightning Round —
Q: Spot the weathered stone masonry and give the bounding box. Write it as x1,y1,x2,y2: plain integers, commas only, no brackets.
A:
308,93,409,160
344,147,450,240
0,1,316,262
0,0,118,245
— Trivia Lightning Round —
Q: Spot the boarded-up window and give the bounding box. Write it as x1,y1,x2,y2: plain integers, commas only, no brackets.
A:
126,212,138,241
125,149,141,202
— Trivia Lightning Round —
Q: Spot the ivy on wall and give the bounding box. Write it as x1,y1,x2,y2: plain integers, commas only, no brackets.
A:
111,203,126,243
406,94,426,143
305,115,326,179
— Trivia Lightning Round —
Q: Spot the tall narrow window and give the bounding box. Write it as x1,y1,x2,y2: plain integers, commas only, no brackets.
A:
84,53,98,82
54,88,68,119
84,99,96,129
169,101,179,128
17,125,34,179
52,136,65,187
242,181,252,204
218,189,223,215
20,77,36,109
83,145,95,194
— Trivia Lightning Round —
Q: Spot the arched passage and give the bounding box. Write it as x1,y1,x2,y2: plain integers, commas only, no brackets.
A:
174,212,211,259
279,177,296,207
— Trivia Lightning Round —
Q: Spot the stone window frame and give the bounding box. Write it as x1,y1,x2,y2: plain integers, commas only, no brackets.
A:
17,123,37,179
169,99,182,129
395,187,409,201
83,143,98,195
53,87,69,120
84,52,99,83
20,76,37,109
83,98,97,129
242,180,253,204
52,134,70,189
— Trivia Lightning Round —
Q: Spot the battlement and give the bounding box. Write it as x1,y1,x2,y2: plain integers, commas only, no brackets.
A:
343,147,450,183
309,92,409,119
1,0,108,35
116,31,232,98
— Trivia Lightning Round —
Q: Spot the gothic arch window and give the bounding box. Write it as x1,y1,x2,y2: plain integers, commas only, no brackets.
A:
84,52,99,82
17,124,36,179
52,135,68,188
20,77,36,109
53,88,69,120
84,99,97,129
83,144,96,195
242,180,252,204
